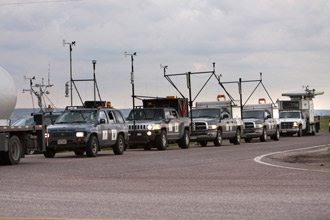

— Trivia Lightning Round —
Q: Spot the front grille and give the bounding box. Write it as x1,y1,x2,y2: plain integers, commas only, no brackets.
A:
281,122,293,129
244,122,255,129
194,122,207,131
50,131,75,138
128,124,147,130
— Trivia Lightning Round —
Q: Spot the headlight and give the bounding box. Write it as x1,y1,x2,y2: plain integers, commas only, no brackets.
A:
76,132,85,137
256,124,263,128
293,122,298,127
147,125,153,130
45,132,49,138
208,125,217,130
147,124,162,130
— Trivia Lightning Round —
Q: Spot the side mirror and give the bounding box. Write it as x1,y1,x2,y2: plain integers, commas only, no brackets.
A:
266,115,271,119
222,114,229,119
99,119,106,124
165,118,171,123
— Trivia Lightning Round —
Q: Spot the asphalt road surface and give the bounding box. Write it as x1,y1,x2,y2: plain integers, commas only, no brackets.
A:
1,132,330,220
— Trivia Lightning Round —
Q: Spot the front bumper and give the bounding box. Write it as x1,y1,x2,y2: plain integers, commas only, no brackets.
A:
128,130,161,145
190,130,217,141
280,128,299,134
242,128,263,138
47,137,88,150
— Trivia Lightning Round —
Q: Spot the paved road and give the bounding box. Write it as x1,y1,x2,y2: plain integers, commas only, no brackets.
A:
1,132,330,220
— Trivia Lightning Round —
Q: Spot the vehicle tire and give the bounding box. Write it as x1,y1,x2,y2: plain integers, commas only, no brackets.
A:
245,138,252,143
2,135,22,165
260,127,267,142
297,125,303,137
156,130,168,150
178,129,190,149
200,141,208,147
44,149,56,158
233,129,241,145
272,127,280,141
86,135,98,157
113,134,125,155
213,129,222,146
74,149,85,156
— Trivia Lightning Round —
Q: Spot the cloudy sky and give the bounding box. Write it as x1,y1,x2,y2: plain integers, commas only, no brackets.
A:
1,0,329,110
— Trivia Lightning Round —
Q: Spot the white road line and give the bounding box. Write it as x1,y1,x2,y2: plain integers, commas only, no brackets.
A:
254,145,330,172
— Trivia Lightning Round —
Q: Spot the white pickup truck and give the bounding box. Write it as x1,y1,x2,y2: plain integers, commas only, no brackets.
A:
279,110,306,136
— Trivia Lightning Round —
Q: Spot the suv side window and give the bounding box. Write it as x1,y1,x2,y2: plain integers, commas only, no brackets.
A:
114,111,125,124
108,111,116,124
98,111,108,124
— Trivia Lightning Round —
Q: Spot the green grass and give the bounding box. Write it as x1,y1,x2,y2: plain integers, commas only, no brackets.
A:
320,116,330,132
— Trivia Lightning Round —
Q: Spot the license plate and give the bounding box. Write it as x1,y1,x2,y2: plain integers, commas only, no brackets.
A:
57,139,67,145
137,133,142,136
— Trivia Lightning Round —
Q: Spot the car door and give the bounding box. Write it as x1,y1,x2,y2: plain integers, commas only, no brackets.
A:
97,110,111,147
221,110,233,138
265,110,275,134
114,110,127,141
107,110,118,146
165,109,180,140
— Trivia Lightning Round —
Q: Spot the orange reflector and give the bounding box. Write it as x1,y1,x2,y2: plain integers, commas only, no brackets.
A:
217,95,225,100
258,98,266,103
166,96,175,99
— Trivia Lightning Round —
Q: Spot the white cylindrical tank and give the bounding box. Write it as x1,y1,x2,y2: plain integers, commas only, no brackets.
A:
0,66,17,121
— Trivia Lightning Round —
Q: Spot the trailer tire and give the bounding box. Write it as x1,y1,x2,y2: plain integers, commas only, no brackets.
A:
260,127,267,142
178,129,190,149
44,149,56,158
86,135,98,157
213,129,222,146
113,134,125,155
156,130,168,150
2,135,22,165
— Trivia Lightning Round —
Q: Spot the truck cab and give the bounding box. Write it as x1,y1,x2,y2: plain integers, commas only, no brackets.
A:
45,101,128,158
127,98,191,151
279,110,306,136
190,99,244,146
242,102,280,142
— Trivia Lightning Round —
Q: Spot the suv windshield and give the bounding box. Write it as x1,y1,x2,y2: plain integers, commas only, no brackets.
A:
191,109,220,118
127,109,164,120
56,110,97,124
280,112,301,119
243,110,264,119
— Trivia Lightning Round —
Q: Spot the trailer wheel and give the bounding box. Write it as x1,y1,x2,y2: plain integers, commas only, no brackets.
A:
113,134,125,155
297,125,303,137
44,149,56,158
156,130,168,150
213,129,222,146
260,127,267,142
86,135,98,157
2,135,22,165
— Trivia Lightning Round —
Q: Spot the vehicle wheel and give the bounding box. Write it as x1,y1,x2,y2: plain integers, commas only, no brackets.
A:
272,127,280,141
213,129,222,146
74,149,85,156
156,130,168,150
178,129,190,149
233,129,241,145
2,135,22,165
260,127,267,142
297,125,303,137
113,134,125,155
44,149,56,158
200,141,208,147
86,135,98,157
245,138,252,143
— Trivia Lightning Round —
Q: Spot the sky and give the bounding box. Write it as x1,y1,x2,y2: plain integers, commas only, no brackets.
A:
0,0,329,110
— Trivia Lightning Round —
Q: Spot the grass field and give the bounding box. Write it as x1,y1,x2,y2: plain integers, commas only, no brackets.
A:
320,116,330,132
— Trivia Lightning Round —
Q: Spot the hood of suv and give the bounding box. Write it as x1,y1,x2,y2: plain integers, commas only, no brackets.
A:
47,123,96,132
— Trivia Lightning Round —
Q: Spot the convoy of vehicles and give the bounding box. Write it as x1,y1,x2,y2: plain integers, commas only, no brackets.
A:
45,101,128,158
127,97,190,150
190,96,244,146
242,100,280,142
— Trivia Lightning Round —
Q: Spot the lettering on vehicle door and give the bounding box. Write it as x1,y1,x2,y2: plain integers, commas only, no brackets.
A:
112,129,117,140
102,130,108,140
